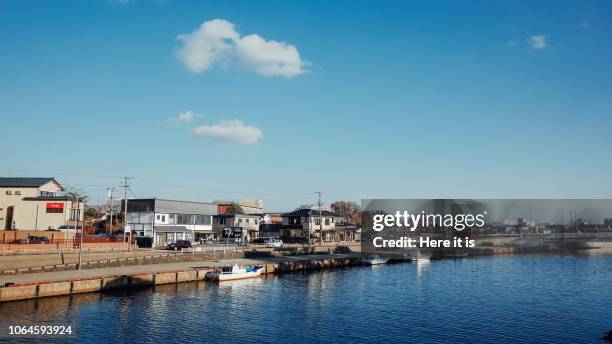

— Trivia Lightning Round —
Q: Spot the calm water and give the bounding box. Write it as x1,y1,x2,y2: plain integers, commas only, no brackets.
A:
1,254,611,344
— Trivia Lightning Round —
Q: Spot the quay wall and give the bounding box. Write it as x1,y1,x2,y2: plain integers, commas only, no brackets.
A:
0,255,363,303
0,267,215,302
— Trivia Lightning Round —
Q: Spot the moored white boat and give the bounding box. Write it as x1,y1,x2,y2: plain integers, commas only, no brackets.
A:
402,249,432,262
206,264,264,282
362,255,389,265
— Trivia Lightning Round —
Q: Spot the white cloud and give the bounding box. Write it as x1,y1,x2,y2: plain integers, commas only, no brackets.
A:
168,110,203,124
191,119,263,144
175,19,239,73
236,34,304,78
528,35,547,50
175,19,305,78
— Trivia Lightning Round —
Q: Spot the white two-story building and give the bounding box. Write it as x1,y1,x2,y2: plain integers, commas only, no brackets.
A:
281,208,339,241
123,198,217,248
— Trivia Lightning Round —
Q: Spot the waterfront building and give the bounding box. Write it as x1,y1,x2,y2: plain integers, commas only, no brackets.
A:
213,213,261,243
260,212,284,238
123,198,217,247
334,216,359,241
0,177,84,231
281,208,339,241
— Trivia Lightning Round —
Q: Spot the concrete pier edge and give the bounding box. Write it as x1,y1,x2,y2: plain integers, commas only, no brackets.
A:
0,256,362,303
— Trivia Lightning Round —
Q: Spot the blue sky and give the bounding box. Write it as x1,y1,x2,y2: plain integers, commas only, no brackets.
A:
1,0,611,210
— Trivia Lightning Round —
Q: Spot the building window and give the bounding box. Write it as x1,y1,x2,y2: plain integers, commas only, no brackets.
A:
156,215,160,220
194,215,211,225
161,215,166,222
47,208,63,214
69,209,81,221
325,218,330,225
5,191,12,195
15,190,21,195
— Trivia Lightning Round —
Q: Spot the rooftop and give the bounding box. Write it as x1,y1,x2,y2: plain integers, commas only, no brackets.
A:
282,208,340,217
215,213,261,218
22,195,82,201
0,177,62,189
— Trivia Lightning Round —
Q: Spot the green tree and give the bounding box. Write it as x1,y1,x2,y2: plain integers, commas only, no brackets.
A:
84,207,97,219
228,203,244,214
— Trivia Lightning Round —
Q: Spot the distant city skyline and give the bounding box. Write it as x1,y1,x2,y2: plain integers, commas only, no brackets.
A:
2,0,612,211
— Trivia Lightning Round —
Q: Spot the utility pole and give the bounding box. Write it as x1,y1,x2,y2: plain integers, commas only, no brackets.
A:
67,191,84,270
121,177,133,246
316,191,323,244
77,195,83,270
107,187,115,235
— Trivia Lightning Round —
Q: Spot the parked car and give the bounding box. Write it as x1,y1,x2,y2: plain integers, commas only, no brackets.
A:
251,238,266,244
28,236,50,244
265,239,283,248
166,240,192,250
57,225,82,231
10,236,50,244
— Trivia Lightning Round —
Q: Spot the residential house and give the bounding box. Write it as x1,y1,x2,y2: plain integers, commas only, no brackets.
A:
260,212,283,238
0,177,84,231
213,213,261,244
281,208,340,242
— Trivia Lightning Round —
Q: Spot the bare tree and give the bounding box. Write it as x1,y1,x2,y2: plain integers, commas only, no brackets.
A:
331,201,361,226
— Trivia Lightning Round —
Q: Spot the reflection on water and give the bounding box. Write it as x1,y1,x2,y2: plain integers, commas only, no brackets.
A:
415,259,431,277
1,253,611,344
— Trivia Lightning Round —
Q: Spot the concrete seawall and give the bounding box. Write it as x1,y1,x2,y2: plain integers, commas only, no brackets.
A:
0,268,215,302
0,254,363,303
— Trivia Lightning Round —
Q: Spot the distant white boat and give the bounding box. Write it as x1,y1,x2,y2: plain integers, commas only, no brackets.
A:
362,255,389,265
206,264,264,282
404,249,432,262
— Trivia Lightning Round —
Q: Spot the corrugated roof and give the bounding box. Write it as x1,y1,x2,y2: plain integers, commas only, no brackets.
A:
0,177,62,189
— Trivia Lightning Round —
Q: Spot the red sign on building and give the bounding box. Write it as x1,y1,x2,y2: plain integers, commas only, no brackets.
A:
46,202,64,209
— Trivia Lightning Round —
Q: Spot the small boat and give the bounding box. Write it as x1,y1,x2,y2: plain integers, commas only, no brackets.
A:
362,255,389,265
404,249,432,262
206,264,264,282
